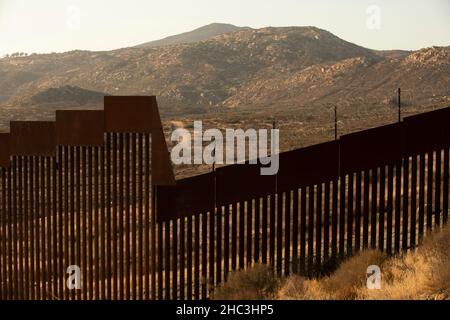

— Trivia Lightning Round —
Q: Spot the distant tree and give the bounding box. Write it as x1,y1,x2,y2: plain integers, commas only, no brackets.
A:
9,52,28,58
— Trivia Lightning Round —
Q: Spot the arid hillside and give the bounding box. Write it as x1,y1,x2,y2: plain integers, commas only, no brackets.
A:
135,22,250,48
0,24,448,179
1,25,448,123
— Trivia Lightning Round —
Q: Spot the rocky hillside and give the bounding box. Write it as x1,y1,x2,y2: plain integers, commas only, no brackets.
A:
135,23,250,48
223,46,450,108
0,25,448,117
26,85,108,106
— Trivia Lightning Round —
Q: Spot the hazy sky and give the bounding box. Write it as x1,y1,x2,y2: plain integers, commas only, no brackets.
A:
1,0,449,56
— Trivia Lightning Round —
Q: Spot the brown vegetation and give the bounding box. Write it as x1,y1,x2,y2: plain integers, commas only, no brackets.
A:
212,263,279,300
213,225,450,300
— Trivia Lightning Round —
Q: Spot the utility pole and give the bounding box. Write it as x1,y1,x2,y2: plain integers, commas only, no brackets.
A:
212,139,216,172
334,105,338,140
272,119,276,151
273,118,277,193
398,88,401,122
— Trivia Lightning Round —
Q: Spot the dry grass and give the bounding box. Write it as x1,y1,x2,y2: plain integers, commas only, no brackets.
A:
212,225,450,300
279,225,450,300
363,225,450,300
212,264,279,300
279,251,387,300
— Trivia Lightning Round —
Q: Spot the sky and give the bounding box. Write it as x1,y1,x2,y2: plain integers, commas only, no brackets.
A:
0,0,449,57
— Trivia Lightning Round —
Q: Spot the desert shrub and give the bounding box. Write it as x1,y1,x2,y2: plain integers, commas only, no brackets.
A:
212,264,279,300
212,226,450,300
279,250,386,300
362,225,450,300
278,225,450,300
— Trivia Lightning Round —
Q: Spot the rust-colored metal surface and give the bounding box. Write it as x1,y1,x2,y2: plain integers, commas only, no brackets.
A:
56,110,104,146
156,172,214,222
104,96,155,133
151,99,175,186
0,133,11,167
0,95,177,300
277,140,339,191
10,121,56,156
340,123,403,174
151,125,175,186
104,95,175,186
216,163,276,206
403,107,450,156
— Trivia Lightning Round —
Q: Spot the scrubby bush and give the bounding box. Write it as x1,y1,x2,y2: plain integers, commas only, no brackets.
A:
213,264,279,300
213,225,450,300
279,225,450,300
279,250,386,300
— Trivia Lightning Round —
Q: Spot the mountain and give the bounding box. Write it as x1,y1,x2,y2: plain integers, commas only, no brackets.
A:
27,85,109,106
135,23,251,48
0,24,448,126
222,46,450,108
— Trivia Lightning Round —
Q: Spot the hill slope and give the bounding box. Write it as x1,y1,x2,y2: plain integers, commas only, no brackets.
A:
28,85,108,106
136,23,250,48
0,25,448,120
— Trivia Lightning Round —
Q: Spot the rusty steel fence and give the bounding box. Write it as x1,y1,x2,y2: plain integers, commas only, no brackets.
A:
0,96,175,300
0,97,449,300
156,106,450,300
